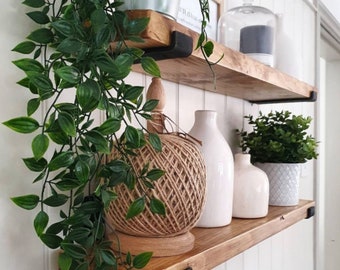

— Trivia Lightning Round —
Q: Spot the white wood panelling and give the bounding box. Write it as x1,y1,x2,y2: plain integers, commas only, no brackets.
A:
0,0,317,269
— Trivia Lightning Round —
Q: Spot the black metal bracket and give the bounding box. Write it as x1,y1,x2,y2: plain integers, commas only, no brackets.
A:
250,91,317,104
306,206,315,219
141,31,193,61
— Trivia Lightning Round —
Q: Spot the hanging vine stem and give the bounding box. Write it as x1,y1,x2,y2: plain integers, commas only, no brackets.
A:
197,0,224,88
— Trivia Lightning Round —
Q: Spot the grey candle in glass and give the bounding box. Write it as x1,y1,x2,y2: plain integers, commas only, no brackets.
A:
218,0,276,67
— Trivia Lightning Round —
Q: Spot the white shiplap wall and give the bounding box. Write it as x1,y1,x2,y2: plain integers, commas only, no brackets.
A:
0,0,316,269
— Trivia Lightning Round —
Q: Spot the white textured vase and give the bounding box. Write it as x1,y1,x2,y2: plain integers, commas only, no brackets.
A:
188,110,234,227
255,163,301,206
233,154,269,218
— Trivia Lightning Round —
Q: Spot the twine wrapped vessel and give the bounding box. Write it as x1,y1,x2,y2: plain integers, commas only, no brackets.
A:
106,78,207,256
106,133,206,237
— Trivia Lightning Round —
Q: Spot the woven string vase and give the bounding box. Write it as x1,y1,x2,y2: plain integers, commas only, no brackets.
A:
106,133,206,238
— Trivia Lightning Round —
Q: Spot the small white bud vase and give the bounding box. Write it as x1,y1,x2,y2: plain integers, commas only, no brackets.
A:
189,110,234,227
233,154,269,218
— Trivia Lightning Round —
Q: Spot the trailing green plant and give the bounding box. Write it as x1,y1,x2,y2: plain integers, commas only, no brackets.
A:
196,0,223,86
3,0,166,269
238,110,318,163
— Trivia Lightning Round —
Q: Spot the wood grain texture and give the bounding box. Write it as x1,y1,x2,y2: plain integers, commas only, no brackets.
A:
134,200,315,270
124,10,316,103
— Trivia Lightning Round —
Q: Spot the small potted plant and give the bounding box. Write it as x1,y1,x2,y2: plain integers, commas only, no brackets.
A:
238,110,318,206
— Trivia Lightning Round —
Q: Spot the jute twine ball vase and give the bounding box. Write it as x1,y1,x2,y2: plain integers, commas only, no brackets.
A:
106,77,207,257
106,133,206,236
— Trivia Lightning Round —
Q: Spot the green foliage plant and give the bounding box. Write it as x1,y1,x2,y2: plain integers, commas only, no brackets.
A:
239,110,318,163
3,0,167,269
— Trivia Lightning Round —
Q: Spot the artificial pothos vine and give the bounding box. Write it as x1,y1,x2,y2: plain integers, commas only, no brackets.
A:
197,0,223,86
4,0,166,269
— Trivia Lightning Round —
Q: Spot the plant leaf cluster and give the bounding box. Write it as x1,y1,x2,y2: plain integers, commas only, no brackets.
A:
239,111,318,163
4,0,166,269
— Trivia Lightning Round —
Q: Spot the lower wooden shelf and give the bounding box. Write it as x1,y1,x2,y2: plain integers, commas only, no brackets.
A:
141,200,315,270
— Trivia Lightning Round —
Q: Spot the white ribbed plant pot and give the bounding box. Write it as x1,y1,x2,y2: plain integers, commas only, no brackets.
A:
255,163,301,206
189,110,234,227
233,154,269,218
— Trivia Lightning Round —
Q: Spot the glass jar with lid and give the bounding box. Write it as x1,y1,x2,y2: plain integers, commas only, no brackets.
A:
218,0,276,67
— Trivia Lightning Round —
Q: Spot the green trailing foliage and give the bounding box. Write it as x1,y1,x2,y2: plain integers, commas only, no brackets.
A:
238,111,319,163
4,0,167,269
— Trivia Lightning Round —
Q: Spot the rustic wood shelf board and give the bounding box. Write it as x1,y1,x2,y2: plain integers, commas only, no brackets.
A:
125,10,317,103
142,200,315,270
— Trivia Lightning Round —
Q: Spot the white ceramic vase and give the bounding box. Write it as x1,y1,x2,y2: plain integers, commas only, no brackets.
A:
188,110,234,227
255,163,301,206
233,154,269,218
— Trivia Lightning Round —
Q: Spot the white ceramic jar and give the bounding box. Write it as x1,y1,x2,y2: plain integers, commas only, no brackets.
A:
189,110,234,227
233,154,269,218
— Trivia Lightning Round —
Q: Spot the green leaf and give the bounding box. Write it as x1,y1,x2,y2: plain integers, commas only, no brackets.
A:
85,130,110,154
27,11,50,24
76,79,101,112
148,133,162,152
61,243,87,259
22,0,45,8
51,20,73,36
150,198,166,215
27,98,40,116
141,57,160,78
13,58,44,73
101,190,117,209
12,41,36,54
58,253,72,270
115,53,134,75
11,194,39,210
203,41,214,57
58,111,76,137
57,38,83,54
124,86,144,101
55,179,81,191
46,221,64,235
126,197,145,219
125,126,140,148
74,160,90,183
100,249,117,266
32,134,49,160
127,17,150,35
90,8,107,32
34,210,49,236
27,28,54,44
40,233,62,249
146,168,165,181
3,117,39,133
142,99,158,112
48,151,75,171
97,118,121,135
43,194,69,207
132,252,153,269
67,228,91,242
74,262,89,270
23,157,47,172
29,74,54,100
55,66,81,84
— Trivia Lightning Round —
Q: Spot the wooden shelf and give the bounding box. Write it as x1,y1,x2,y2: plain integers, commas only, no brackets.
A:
140,200,315,270
123,10,317,103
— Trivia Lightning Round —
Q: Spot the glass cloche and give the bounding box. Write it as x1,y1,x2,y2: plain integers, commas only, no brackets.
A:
218,0,276,67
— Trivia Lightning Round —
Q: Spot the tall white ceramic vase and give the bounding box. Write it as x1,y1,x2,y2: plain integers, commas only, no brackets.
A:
233,154,269,218
188,110,234,227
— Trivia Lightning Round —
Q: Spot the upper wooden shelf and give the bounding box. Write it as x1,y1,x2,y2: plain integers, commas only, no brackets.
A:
122,10,317,103
141,200,315,270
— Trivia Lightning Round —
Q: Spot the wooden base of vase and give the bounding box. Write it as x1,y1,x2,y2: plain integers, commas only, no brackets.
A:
107,231,195,257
